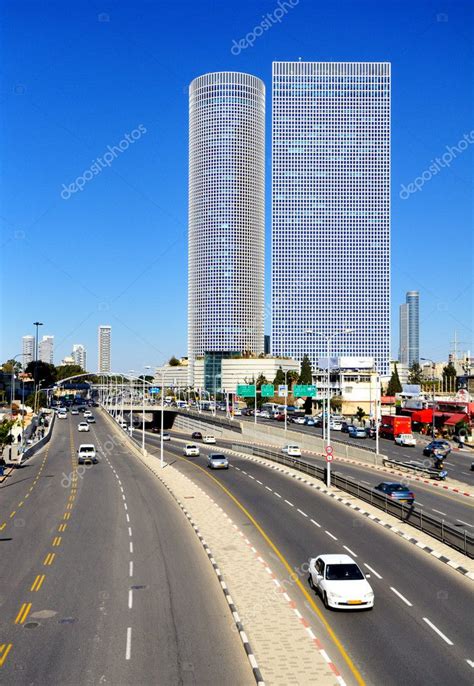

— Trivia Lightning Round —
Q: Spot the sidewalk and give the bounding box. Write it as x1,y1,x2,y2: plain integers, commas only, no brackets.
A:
103,410,346,686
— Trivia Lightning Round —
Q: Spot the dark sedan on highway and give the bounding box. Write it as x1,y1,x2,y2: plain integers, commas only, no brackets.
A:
423,440,451,458
374,482,415,505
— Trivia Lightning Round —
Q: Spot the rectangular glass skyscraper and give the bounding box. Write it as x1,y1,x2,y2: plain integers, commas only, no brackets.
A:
272,62,391,375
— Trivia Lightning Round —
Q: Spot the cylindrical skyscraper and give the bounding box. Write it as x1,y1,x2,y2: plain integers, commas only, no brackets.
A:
188,72,265,386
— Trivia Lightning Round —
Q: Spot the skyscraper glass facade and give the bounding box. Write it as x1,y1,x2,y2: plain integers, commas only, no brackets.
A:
406,291,419,366
271,62,391,375
188,72,265,383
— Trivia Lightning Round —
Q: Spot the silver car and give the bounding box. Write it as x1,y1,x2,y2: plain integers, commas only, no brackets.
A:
207,453,229,470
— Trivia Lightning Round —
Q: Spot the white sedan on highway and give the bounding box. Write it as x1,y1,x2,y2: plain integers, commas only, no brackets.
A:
78,422,90,432
394,433,417,447
203,435,216,444
309,554,374,610
282,444,301,457
183,444,199,456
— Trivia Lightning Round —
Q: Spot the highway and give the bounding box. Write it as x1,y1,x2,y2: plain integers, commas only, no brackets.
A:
238,414,474,487
0,413,254,684
142,430,474,686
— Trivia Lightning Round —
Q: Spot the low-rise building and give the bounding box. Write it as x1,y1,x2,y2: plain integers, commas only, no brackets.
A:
193,356,300,394
154,358,189,388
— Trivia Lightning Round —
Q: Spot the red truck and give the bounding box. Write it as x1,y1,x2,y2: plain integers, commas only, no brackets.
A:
379,415,412,439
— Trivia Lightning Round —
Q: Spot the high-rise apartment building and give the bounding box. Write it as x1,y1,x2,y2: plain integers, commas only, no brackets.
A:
39,335,54,365
399,291,419,366
98,325,111,373
271,62,391,375
22,335,34,367
72,344,87,371
188,71,265,386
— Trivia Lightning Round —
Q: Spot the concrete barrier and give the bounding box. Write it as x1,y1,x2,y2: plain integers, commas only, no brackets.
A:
15,412,56,464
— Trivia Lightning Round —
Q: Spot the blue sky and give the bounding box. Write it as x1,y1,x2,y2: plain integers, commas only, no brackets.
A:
1,0,472,372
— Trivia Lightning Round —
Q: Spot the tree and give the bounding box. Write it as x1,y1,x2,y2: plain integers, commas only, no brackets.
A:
273,367,286,387
24,361,57,388
2,359,22,374
25,392,47,410
55,364,84,381
356,406,366,424
386,364,402,395
287,370,299,390
408,362,423,385
298,355,312,384
0,419,14,457
442,361,457,393
169,356,181,367
330,395,342,412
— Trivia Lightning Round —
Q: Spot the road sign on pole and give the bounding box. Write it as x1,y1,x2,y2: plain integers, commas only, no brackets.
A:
236,384,256,398
294,384,317,397
261,384,275,397
278,384,288,397
149,387,160,394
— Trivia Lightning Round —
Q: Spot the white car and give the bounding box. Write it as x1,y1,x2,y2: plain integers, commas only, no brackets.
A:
293,416,306,425
282,445,301,457
57,411,67,420
330,421,343,431
309,554,374,610
203,435,216,444
233,409,242,416
71,409,79,416
207,453,229,469
77,422,90,432
77,444,98,464
83,410,92,419
119,421,128,430
394,433,417,447
184,444,200,456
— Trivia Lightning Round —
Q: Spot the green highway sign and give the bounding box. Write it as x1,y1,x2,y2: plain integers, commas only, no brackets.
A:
294,384,317,397
261,384,275,397
236,384,256,397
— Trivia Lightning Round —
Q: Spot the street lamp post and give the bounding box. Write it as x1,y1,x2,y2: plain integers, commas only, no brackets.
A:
141,366,151,455
421,358,436,438
160,370,165,469
284,369,289,432
33,321,43,392
128,370,135,436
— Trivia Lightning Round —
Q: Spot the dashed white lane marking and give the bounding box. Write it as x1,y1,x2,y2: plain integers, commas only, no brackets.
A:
125,627,132,660
364,563,382,579
343,545,357,557
124,503,128,511
310,518,321,528
128,589,133,609
466,659,474,668
423,617,453,645
456,519,473,528
274,492,282,498
235,466,241,471
129,561,134,577
128,527,133,537
325,530,337,541
265,486,272,492
130,542,134,554
361,480,371,485
256,479,262,485
122,494,126,501
248,474,255,480
284,499,294,507
126,513,130,522
297,508,308,518
390,587,413,607
120,486,124,493
432,508,447,516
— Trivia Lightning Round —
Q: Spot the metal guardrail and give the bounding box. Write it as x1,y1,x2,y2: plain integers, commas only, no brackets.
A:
383,458,445,480
231,443,474,558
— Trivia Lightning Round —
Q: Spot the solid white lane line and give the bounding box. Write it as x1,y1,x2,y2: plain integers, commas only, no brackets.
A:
432,509,447,516
364,563,382,579
129,561,133,577
130,542,134,553
423,617,453,645
325,531,337,541
128,589,133,609
284,499,294,507
125,627,132,660
310,518,321,528
343,545,357,557
297,509,308,518
390,587,412,606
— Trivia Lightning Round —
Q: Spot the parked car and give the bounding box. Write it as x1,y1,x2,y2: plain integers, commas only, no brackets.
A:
348,426,367,439
77,444,98,464
423,440,451,458
374,482,415,504
77,422,90,432
183,444,199,456
203,435,216,444
282,445,301,457
191,431,203,440
394,433,417,447
308,554,374,610
207,453,229,469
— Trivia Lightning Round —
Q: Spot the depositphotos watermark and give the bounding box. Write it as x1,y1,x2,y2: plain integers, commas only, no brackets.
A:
231,0,299,55
399,130,474,199
60,124,147,199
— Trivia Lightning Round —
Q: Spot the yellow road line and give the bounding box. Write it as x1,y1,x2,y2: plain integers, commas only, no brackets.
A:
179,455,366,686
63,512,71,520
14,602,31,625
66,503,73,510
30,574,45,592
18,501,24,507
9,511,16,518
58,524,67,533
43,552,56,566
0,523,6,531
0,643,13,667
52,536,62,547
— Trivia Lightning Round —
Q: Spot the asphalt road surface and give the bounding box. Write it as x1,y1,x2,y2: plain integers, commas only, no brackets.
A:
0,413,254,685
143,430,474,686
